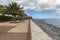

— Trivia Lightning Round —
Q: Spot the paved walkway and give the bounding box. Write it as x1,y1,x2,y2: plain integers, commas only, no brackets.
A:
7,20,29,33
0,20,29,40
0,20,29,33
0,19,54,40
0,22,19,33
30,20,53,40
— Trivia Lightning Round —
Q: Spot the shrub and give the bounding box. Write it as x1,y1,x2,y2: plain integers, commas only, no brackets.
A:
0,16,12,21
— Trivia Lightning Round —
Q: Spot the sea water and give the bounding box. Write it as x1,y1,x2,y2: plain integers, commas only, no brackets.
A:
43,19,60,28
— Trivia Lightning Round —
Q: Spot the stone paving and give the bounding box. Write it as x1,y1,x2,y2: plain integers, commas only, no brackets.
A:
0,22,19,33
30,20,53,40
0,20,30,40
0,19,55,40
8,20,29,33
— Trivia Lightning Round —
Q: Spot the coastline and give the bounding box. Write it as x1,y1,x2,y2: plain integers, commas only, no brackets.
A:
32,19,60,30
32,19,60,40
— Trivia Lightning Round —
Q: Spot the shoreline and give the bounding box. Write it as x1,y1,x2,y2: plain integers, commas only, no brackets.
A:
32,19,60,30
32,19,60,40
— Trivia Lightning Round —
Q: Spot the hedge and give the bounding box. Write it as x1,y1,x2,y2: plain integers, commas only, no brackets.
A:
0,16,12,21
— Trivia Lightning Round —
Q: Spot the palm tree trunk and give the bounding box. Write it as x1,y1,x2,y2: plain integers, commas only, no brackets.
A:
13,15,16,21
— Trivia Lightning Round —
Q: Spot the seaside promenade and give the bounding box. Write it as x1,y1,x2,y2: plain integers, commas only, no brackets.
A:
0,19,53,40
30,20,53,40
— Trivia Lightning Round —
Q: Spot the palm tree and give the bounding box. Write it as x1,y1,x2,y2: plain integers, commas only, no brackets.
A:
18,10,29,19
5,2,23,21
0,5,4,16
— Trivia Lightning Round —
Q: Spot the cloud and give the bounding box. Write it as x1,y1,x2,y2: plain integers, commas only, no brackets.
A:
1,0,60,13
36,0,60,13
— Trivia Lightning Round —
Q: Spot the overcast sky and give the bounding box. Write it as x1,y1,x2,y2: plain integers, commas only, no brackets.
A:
0,0,60,19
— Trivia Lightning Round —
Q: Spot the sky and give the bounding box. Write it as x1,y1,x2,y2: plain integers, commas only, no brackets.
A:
0,0,60,19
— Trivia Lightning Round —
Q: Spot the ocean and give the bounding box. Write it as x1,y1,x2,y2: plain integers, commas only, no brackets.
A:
33,19,60,29
42,19,60,29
